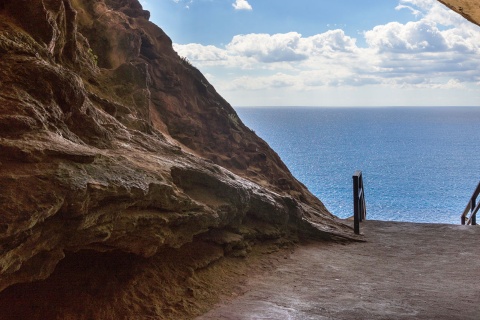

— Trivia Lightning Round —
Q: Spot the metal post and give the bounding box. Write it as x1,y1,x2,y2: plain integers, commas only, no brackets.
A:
460,181,480,225
353,172,360,235
359,174,364,222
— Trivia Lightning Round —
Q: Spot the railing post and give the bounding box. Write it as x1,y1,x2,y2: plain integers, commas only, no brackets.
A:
353,170,366,235
353,173,360,234
359,173,366,222
460,181,480,225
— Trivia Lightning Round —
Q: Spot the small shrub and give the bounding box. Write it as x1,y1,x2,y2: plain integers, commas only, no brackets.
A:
180,55,193,67
228,113,240,127
87,48,98,66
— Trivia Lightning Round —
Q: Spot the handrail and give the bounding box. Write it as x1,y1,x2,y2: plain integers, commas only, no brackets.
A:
353,170,367,234
461,181,480,225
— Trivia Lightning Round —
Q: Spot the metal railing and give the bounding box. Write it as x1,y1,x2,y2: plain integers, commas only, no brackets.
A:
461,181,480,225
353,170,367,234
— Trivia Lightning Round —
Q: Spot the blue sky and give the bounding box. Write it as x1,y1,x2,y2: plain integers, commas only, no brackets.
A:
140,0,480,107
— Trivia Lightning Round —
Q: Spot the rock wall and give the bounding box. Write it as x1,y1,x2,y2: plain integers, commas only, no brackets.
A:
0,0,356,316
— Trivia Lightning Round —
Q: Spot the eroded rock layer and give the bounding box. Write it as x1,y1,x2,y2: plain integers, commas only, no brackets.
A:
0,0,355,313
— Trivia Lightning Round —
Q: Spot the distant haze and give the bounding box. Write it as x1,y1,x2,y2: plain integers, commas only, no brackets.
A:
142,0,480,107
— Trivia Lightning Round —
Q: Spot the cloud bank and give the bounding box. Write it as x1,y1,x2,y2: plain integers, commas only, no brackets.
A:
174,0,480,105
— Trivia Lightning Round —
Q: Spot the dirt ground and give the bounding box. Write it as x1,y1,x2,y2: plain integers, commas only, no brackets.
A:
196,220,480,320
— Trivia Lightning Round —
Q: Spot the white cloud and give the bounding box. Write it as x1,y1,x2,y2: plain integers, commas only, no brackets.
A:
396,4,421,17
177,30,358,65
364,20,448,52
174,43,229,62
229,73,298,91
174,0,480,105
232,0,252,11
400,0,466,26
227,32,308,62
300,30,358,55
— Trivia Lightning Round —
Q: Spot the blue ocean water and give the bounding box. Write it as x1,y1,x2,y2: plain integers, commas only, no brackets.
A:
236,107,480,224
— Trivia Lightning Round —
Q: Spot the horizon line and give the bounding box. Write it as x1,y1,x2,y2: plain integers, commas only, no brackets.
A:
233,105,480,108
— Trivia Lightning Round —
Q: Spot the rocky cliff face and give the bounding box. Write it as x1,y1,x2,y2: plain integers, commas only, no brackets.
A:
0,0,356,318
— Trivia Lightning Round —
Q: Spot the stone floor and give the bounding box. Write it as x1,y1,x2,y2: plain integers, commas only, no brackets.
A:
197,220,480,320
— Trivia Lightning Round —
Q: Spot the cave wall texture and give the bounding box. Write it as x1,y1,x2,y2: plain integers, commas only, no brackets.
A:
0,0,477,318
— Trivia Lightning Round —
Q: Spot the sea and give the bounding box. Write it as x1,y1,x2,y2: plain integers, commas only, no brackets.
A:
235,107,480,224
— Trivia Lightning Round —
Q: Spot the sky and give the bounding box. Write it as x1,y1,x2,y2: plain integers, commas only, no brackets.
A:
140,0,480,107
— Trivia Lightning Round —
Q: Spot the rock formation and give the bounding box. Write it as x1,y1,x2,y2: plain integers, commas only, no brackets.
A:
0,0,357,318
